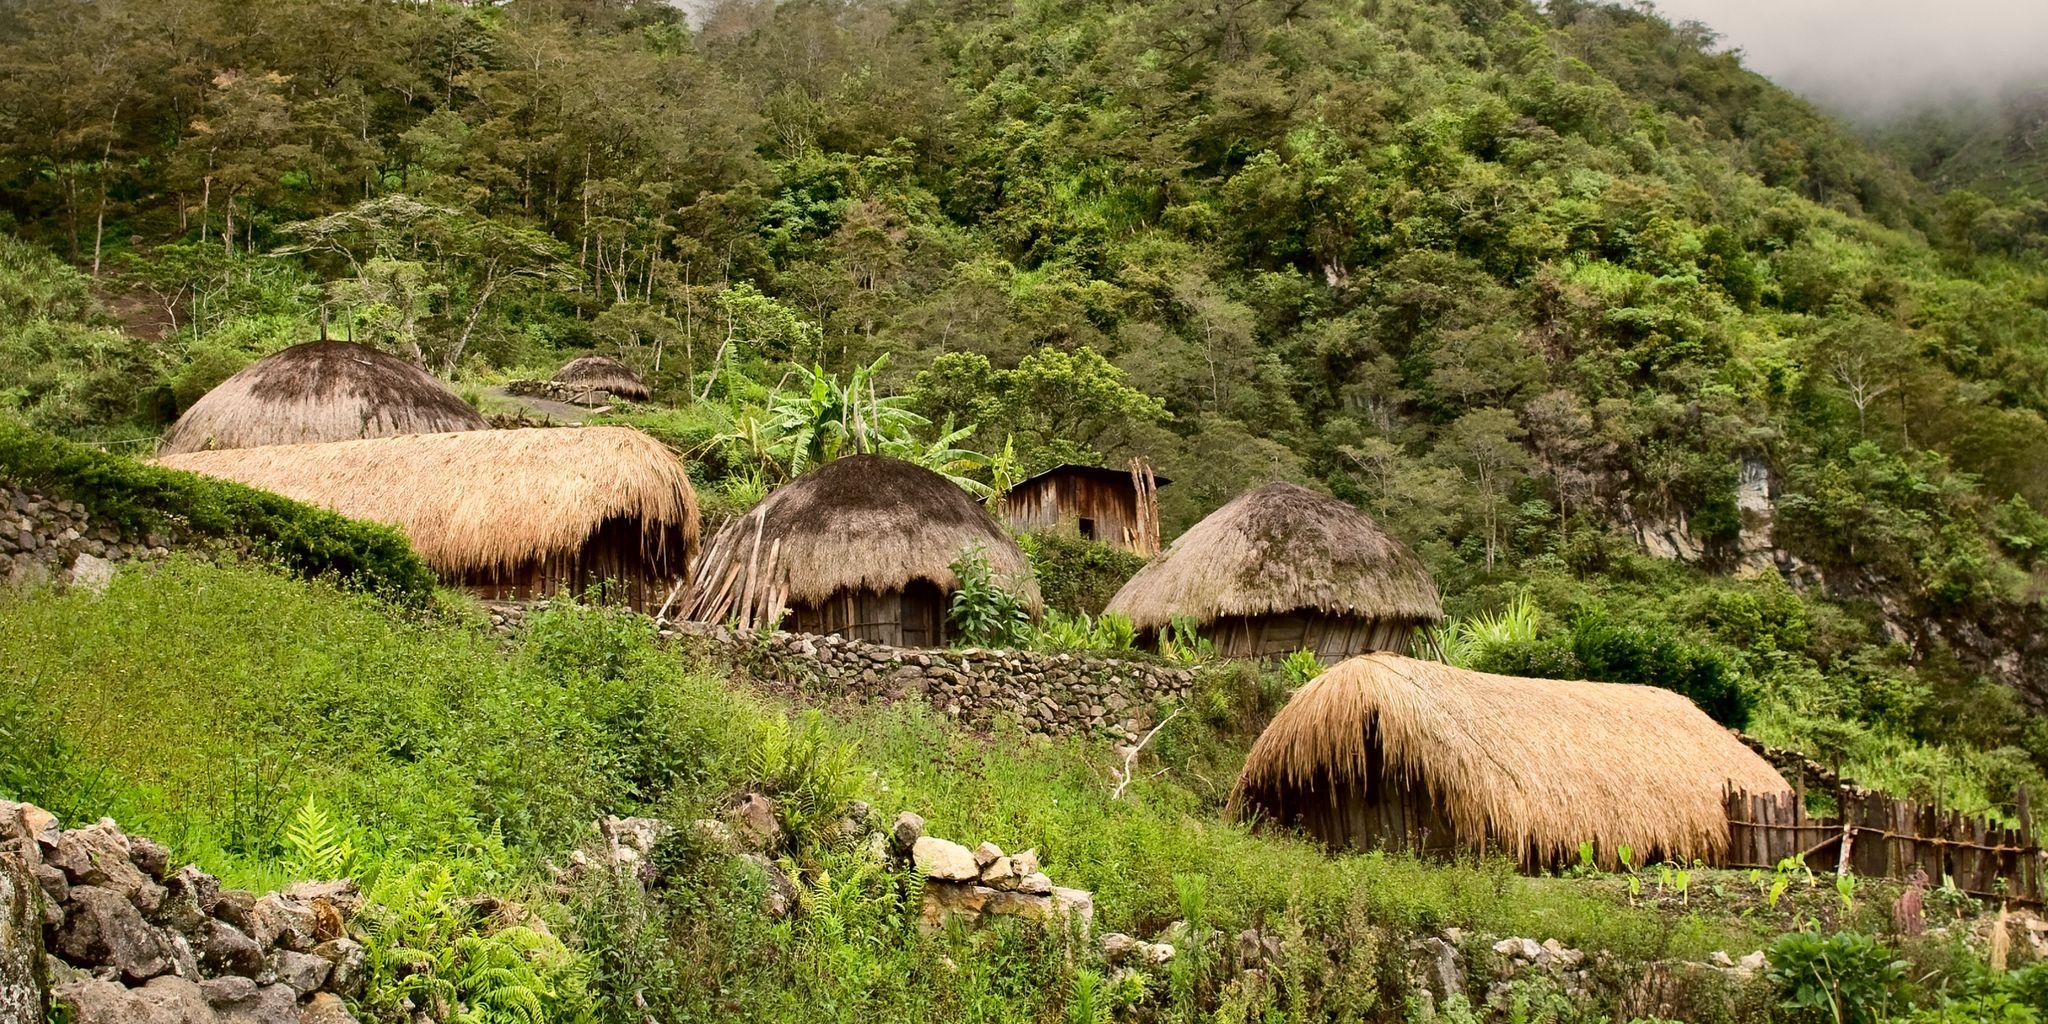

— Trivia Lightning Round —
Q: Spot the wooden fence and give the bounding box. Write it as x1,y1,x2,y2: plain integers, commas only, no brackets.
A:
1723,787,2043,904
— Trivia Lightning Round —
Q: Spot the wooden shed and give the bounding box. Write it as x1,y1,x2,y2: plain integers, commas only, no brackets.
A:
1105,483,1442,662
1230,654,1792,867
158,340,488,455
1001,461,1168,555
682,454,1039,647
158,426,699,609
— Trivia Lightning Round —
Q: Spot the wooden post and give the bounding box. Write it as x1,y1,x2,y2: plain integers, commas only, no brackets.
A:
2019,786,2035,903
1836,792,1857,878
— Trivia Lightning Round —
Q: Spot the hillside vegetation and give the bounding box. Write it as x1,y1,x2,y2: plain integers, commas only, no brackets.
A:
5,0,2048,1017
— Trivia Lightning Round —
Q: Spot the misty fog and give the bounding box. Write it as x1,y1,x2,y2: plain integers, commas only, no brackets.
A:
1639,0,2048,120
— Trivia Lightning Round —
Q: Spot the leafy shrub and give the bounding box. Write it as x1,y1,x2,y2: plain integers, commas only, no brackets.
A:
1280,649,1323,686
1472,607,1753,727
0,416,435,601
1766,930,1906,1024
361,861,595,1024
1019,530,1147,615
948,547,1033,647
1030,609,1139,653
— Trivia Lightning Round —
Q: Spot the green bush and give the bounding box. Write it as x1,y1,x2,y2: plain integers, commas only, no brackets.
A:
0,416,435,601
948,547,1034,647
1018,531,1147,616
1473,608,1753,727
1767,930,1907,1024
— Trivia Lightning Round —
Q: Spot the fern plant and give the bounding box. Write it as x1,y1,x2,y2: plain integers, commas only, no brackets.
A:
281,794,359,880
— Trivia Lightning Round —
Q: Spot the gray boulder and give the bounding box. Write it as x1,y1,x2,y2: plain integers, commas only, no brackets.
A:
55,885,172,983
196,919,264,977
213,982,298,1024
0,849,45,1024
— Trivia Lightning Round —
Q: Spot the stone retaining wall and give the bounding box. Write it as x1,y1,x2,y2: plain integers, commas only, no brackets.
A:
487,604,1197,742
1,484,175,593
659,622,1196,743
0,802,365,1024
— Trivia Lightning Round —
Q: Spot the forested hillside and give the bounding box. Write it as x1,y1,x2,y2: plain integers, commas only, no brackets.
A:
6,0,2048,822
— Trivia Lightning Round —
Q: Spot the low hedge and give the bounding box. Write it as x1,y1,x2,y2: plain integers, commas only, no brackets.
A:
0,417,436,602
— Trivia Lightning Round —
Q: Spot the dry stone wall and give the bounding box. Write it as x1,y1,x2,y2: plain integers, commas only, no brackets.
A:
660,621,1196,743
1,484,173,593
0,802,365,1024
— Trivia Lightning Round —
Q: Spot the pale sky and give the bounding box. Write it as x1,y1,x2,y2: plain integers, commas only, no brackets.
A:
1637,0,2048,118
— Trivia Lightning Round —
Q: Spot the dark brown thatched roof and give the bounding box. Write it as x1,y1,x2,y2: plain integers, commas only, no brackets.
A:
1009,463,1173,491
158,341,487,456
551,355,651,401
158,427,698,577
683,454,1038,627
1105,483,1441,630
1231,653,1791,866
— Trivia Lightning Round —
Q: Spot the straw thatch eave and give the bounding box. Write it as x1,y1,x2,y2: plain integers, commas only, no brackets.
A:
552,355,651,401
1105,482,1441,631
684,454,1037,627
1230,654,1790,865
158,426,698,576
158,341,488,456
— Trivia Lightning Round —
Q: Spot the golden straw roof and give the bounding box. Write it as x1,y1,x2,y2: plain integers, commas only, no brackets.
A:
159,341,488,456
1106,482,1441,630
1232,654,1789,866
551,355,651,401
158,427,698,576
684,454,1037,626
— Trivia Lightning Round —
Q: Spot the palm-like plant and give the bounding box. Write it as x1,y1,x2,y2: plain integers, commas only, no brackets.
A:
715,355,991,492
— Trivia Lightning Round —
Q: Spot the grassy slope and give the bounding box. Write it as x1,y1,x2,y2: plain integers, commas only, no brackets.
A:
1,560,1827,943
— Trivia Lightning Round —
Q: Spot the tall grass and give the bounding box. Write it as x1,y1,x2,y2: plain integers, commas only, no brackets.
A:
0,558,1802,1022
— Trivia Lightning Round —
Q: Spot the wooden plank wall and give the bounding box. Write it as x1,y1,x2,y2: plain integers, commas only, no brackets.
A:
1722,786,2043,904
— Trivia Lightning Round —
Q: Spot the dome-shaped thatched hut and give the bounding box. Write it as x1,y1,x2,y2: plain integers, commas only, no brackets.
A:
552,355,651,402
1105,483,1441,662
683,454,1037,646
1230,654,1791,867
158,341,488,456
159,426,698,609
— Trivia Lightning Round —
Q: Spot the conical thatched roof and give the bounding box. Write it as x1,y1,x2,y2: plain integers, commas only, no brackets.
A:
158,427,698,577
1231,654,1790,866
1106,483,1441,630
159,341,488,456
684,454,1037,627
552,355,651,401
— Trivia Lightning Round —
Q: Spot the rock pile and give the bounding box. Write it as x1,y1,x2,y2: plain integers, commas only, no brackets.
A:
889,813,1094,935
0,802,365,1024
1,485,172,593
664,622,1196,742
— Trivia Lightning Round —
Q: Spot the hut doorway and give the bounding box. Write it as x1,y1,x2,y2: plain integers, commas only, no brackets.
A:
1078,517,1097,541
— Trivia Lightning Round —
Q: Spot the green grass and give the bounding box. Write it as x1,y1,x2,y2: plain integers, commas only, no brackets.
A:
0,558,1882,1021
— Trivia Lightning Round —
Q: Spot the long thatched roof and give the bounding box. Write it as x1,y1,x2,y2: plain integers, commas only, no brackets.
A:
1231,654,1790,866
1106,482,1441,630
684,454,1037,627
552,355,651,401
158,427,698,576
159,341,488,456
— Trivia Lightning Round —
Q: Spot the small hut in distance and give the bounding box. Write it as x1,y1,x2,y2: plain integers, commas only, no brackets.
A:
1002,460,1168,556
684,454,1038,647
159,426,699,610
1231,654,1791,868
551,355,651,404
1106,482,1442,662
158,341,488,455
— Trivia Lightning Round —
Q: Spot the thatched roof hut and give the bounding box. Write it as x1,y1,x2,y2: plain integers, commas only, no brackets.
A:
159,341,488,456
551,355,651,402
684,454,1037,647
1231,654,1791,867
159,426,698,609
1105,483,1442,661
